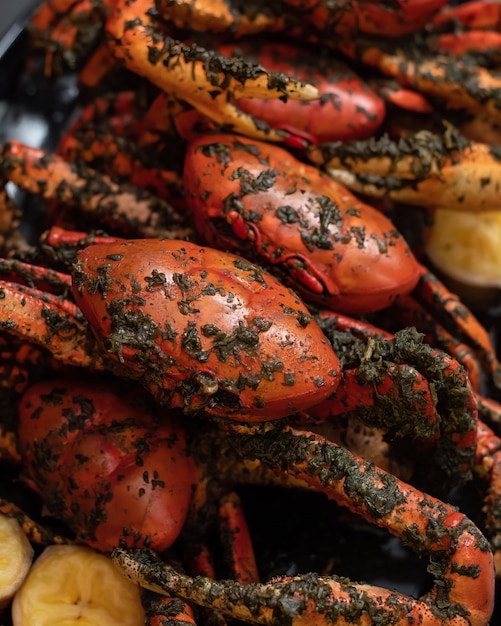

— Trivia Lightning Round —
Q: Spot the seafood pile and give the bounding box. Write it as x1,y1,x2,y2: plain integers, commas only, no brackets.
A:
1,0,501,624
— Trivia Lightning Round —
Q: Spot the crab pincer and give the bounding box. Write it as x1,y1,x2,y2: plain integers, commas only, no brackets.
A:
112,423,495,626
106,0,320,142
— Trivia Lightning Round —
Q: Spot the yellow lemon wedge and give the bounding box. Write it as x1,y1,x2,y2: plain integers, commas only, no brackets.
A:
12,544,145,626
426,208,501,290
0,514,34,612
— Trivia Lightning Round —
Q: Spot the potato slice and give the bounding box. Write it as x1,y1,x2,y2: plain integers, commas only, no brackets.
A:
12,544,145,625
0,513,34,612
426,208,501,290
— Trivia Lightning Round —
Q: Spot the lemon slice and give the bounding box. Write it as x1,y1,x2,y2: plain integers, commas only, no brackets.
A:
0,514,34,611
12,544,145,625
425,208,501,289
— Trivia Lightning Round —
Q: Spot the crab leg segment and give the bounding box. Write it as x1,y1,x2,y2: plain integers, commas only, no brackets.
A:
342,38,501,125
308,130,501,213
0,259,72,294
29,0,84,40
218,491,260,584
474,419,501,575
401,268,501,389
431,0,501,30
380,295,483,389
156,0,290,36
308,321,478,485
0,281,99,368
58,126,186,210
141,590,196,626
0,499,72,546
0,141,187,239
113,427,495,626
58,89,151,143
106,0,320,141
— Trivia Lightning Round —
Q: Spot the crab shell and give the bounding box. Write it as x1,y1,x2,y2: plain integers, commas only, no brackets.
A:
72,239,340,421
183,133,421,315
218,41,386,143
18,380,199,553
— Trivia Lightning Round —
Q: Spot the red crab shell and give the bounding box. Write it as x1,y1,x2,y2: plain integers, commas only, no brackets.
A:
72,239,340,421
218,41,386,143
18,379,199,552
183,133,421,315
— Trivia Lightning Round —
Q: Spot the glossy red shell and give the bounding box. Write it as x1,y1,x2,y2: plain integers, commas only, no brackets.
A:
18,380,198,552
281,0,448,36
351,0,449,36
72,239,340,421
183,133,421,315
219,42,385,143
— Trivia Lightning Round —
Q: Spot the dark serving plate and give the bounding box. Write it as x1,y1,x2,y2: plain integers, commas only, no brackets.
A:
0,2,499,624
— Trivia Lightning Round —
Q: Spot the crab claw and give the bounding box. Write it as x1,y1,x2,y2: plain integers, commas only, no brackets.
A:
106,0,320,142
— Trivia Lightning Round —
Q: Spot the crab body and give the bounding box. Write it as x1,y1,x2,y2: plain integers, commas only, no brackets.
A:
72,238,340,420
183,133,420,315
18,379,199,553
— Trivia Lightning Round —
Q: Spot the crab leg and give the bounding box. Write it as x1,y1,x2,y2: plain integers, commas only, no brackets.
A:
390,301,483,392
401,265,501,390
218,492,260,584
79,40,119,87
0,141,190,239
431,0,501,31
29,0,82,39
0,499,73,546
0,258,72,294
363,267,501,393
310,320,478,485
308,313,501,554
180,484,259,626
0,188,21,249
138,92,195,146
58,127,186,209
30,0,113,77
112,427,495,626
475,419,501,575
156,0,292,37
428,0,501,52
308,130,501,213
341,36,501,125
37,0,107,75
106,0,320,142
0,280,100,368
29,0,115,83
477,394,501,431
141,590,197,626
58,90,150,143
394,273,501,390
432,30,501,65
